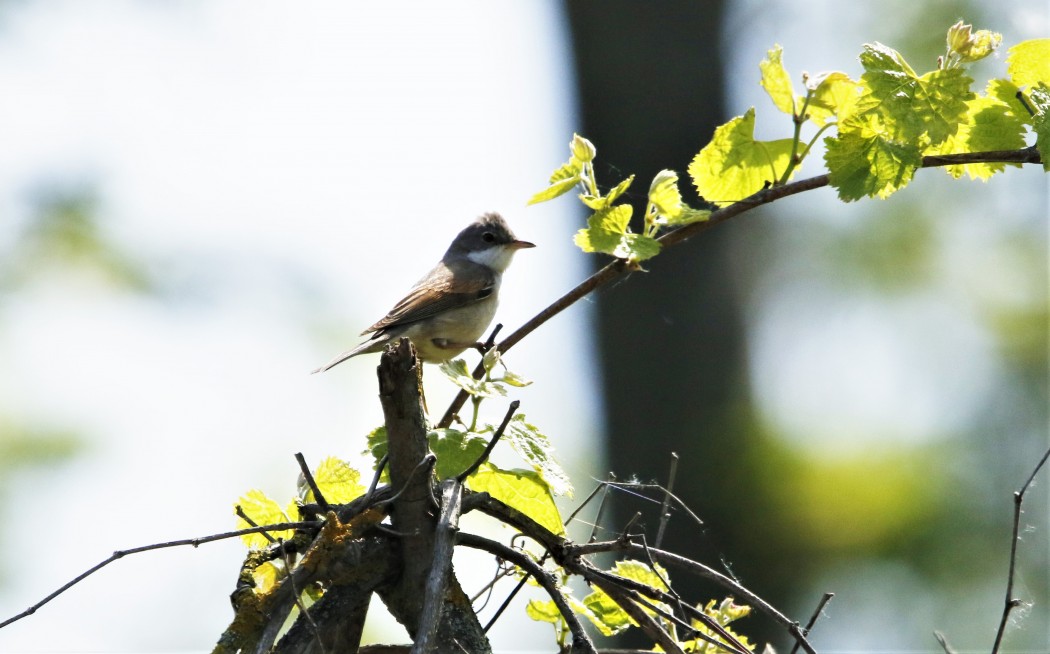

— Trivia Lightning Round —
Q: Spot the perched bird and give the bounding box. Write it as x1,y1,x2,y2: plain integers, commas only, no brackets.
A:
313,212,534,372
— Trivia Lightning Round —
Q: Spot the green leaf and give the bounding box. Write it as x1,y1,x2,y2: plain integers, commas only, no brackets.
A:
428,428,489,480
580,175,634,210
759,45,798,115
946,21,1002,64
580,589,633,636
500,370,532,387
438,358,506,398
609,559,670,595
859,42,973,144
924,95,1027,179
648,169,683,221
807,71,861,126
309,457,366,504
1031,85,1050,172
824,127,922,201
235,489,294,548
526,598,562,624
1007,39,1050,90
680,597,756,653
573,205,659,262
467,463,564,535
505,414,572,497
528,174,581,206
986,79,1032,124
688,108,795,206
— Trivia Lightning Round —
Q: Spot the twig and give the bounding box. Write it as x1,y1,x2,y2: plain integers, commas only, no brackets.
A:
364,454,389,505
376,454,437,508
589,474,614,543
655,453,679,549
456,400,520,482
295,451,330,512
457,532,598,654
789,593,833,654
602,480,705,530
413,480,464,654
436,148,1042,428
571,539,816,654
990,445,1050,654
0,521,321,630
236,505,277,543
590,577,685,654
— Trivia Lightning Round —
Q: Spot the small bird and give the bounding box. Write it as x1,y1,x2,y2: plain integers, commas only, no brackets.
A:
313,212,534,373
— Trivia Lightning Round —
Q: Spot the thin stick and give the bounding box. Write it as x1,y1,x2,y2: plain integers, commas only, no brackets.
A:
991,445,1050,653
588,474,614,543
294,452,330,512
655,452,679,549
364,454,389,505
789,593,833,654
236,505,277,543
458,532,597,654
0,521,321,630
456,401,520,482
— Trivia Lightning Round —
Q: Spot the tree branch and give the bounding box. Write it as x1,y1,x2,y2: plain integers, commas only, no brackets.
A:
437,147,1043,428
457,532,598,654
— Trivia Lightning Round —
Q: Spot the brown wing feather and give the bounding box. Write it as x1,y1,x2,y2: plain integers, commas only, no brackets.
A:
362,260,496,335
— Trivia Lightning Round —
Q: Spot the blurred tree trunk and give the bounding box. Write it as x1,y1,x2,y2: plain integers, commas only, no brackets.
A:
565,1,779,647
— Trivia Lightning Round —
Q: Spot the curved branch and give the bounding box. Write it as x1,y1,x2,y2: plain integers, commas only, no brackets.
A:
438,147,1042,427
456,532,597,654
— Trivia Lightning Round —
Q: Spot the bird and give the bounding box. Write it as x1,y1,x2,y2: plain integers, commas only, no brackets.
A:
313,212,534,373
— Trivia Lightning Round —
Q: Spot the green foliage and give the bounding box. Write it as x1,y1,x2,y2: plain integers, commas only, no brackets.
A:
468,463,564,536
235,489,296,549
531,134,708,265
689,108,797,206
678,598,755,654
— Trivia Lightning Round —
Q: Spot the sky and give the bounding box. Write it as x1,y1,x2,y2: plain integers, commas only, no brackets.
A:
0,2,598,650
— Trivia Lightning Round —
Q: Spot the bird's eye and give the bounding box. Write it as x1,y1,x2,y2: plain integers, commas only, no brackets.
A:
481,231,496,243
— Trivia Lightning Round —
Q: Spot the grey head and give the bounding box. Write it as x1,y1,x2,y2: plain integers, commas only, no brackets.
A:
445,212,535,272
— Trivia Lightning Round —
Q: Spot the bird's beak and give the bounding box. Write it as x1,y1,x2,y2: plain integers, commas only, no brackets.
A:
511,239,536,250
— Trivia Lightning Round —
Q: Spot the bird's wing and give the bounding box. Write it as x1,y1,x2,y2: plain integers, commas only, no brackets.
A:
363,261,496,334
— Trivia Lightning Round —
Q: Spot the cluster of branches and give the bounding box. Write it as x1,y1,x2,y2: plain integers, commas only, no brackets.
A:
0,146,1046,653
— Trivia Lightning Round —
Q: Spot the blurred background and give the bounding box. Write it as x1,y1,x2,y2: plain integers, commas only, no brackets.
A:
0,1,1046,652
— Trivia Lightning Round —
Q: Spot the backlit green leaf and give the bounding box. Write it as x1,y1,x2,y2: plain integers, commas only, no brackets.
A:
467,463,564,535
439,358,506,398
824,126,922,201
505,415,572,497
235,489,294,548
925,95,1027,179
309,457,366,504
859,42,973,144
526,598,561,624
428,428,488,480
807,71,861,126
688,108,795,206
759,45,798,115
580,175,634,211
1007,39,1050,90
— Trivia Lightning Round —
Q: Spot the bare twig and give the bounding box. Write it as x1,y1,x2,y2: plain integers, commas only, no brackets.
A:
458,532,598,654
236,505,278,543
590,577,685,654
456,400,521,482
655,453,679,549
789,593,833,654
589,474,614,543
990,445,1050,654
295,451,330,512
364,454,389,505
0,521,321,630
413,480,464,654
